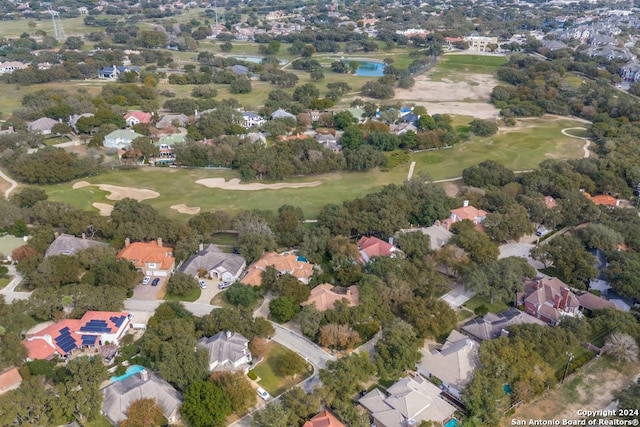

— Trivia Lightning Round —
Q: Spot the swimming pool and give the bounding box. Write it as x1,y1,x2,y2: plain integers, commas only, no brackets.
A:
344,60,386,77
444,419,459,427
110,365,145,383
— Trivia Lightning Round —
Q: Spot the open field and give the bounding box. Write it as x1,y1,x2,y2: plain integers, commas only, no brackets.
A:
501,357,640,426
430,53,507,77
42,116,586,219
251,342,312,396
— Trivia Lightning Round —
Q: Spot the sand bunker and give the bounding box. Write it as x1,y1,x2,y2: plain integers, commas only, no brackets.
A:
171,204,201,215
73,181,160,201
92,203,114,216
196,178,322,191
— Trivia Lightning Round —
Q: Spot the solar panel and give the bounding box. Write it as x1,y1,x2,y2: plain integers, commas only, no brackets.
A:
110,316,126,328
82,335,97,345
59,326,70,333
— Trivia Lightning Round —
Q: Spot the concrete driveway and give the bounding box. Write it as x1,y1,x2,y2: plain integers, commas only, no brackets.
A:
499,242,545,269
195,277,226,304
131,276,167,300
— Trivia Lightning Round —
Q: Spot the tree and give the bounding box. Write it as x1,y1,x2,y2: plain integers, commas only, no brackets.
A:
269,296,299,323
220,41,233,52
249,337,268,358
120,398,166,427
276,351,307,377
530,235,597,288
251,402,289,427
211,372,256,413
230,76,252,94
167,272,199,296
575,223,624,251
375,319,421,380
225,284,261,307
273,274,310,304
295,304,324,339
462,160,515,188
319,323,361,350
340,125,364,149
604,252,640,300
333,111,357,130
320,353,375,404
450,220,499,264
462,257,536,304
310,68,325,82
11,187,48,208
361,80,394,99
400,298,457,339
484,204,535,242
181,380,231,427
468,119,499,136
396,232,431,260
615,380,640,420
604,333,639,364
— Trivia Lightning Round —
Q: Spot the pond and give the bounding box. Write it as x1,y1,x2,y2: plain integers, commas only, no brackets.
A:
344,59,386,77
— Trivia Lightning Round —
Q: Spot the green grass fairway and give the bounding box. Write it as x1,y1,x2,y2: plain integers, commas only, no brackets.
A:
251,342,311,396
42,117,586,219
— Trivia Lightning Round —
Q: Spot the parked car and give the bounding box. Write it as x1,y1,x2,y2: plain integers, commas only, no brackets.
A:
536,227,551,237
218,281,232,290
142,276,151,285
257,387,271,401
199,280,207,289
151,278,160,286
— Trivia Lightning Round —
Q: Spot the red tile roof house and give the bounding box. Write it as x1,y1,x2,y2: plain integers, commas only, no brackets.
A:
23,311,132,361
438,201,487,231
0,367,23,396
518,277,580,326
124,111,153,127
303,410,346,427
301,284,359,311
582,191,621,207
357,236,401,264
240,252,313,286
116,238,175,277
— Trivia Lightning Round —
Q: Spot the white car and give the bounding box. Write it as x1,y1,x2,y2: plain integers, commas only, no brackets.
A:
199,280,207,289
256,387,271,401
142,276,151,285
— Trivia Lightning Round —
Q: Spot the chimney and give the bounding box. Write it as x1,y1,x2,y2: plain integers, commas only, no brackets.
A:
81,232,86,240
463,200,469,208
54,231,60,239
199,243,204,252
388,237,394,246
157,237,163,248
125,238,130,248
139,369,148,381
226,331,232,339
534,279,542,290
553,294,562,309
560,287,570,310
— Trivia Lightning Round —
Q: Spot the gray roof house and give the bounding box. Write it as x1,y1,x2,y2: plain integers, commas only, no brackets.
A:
417,330,478,400
156,113,189,129
461,307,546,341
101,369,182,426
271,109,296,120
359,375,456,427
27,117,58,135
396,225,453,252
103,129,144,150
179,244,246,283
198,331,252,372
45,233,108,258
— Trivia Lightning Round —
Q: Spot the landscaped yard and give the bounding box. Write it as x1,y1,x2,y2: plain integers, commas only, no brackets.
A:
250,342,312,396
85,416,113,427
0,277,11,290
463,295,510,314
164,287,201,302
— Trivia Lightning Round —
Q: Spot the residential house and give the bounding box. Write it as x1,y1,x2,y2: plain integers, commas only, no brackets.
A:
621,61,640,82
582,191,620,207
577,292,618,313
518,277,581,326
544,195,558,209
464,36,498,51
303,410,346,427
27,117,58,135
242,111,266,128
359,375,456,427
416,330,479,400
103,129,144,150
68,113,94,132
357,236,400,264
396,225,452,252
24,311,132,360
45,233,107,257
102,369,182,426
0,368,22,396
179,244,246,283
0,61,28,74
345,108,366,123
156,113,189,129
542,40,569,51
245,132,267,146
228,64,249,75
240,252,313,286
390,122,418,135
308,110,321,122
439,200,487,230
98,65,140,80
124,111,153,127
270,109,296,120
197,331,252,372
461,307,546,341
116,238,175,277
301,284,359,311
315,133,341,152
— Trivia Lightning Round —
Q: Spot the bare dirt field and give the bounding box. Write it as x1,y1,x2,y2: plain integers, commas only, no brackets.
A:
73,181,160,201
92,202,114,216
195,178,322,191
393,74,501,119
171,204,201,215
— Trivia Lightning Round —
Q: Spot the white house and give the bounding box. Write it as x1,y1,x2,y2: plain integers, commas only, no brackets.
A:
103,129,144,149
241,111,265,128
197,331,252,372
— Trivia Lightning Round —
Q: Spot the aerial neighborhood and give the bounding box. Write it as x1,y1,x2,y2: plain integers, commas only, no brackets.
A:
0,0,639,426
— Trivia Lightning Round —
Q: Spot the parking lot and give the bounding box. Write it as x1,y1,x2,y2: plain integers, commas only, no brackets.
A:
131,275,168,300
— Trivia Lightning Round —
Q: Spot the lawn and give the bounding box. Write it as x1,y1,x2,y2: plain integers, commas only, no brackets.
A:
463,295,510,314
41,117,586,219
435,54,507,74
250,342,312,396
456,309,474,322
164,287,201,302
85,416,113,427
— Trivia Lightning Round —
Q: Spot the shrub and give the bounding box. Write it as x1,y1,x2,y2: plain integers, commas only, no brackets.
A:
247,370,258,380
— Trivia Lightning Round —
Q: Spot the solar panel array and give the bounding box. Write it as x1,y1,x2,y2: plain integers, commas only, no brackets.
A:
55,327,77,354
81,335,98,346
110,315,126,328
79,319,112,334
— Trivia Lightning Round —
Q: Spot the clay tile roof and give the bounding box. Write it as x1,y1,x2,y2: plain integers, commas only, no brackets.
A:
303,410,346,427
124,111,152,123
544,196,557,209
301,284,359,311
0,368,22,395
116,241,175,270
24,319,83,359
240,252,313,286
357,236,396,263
450,205,487,221
582,192,619,206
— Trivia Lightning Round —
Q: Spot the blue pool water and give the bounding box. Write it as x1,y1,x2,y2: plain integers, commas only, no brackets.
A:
503,383,512,394
297,256,309,262
444,419,459,427
110,365,145,383
345,60,386,77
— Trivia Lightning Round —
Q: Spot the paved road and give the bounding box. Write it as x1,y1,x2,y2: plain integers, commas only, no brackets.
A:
124,299,220,317
271,323,336,369
0,266,30,303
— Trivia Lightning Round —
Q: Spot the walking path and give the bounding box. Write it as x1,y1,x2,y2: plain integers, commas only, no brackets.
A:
0,168,17,199
407,161,416,180
561,127,591,158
